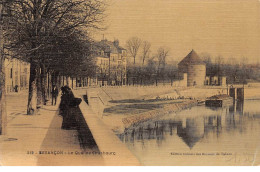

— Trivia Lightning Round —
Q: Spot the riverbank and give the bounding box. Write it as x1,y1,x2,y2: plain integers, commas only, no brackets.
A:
122,99,198,129
77,85,260,134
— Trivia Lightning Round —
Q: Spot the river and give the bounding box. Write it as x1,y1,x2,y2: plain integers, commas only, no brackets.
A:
117,99,260,165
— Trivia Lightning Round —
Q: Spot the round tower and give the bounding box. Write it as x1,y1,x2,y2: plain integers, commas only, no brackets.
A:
187,64,206,86
178,50,206,87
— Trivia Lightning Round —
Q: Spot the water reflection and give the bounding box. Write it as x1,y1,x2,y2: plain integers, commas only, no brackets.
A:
118,99,259,150
177,117,204,149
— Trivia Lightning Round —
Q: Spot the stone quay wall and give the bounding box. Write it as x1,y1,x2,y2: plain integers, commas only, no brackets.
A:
122,99,198,129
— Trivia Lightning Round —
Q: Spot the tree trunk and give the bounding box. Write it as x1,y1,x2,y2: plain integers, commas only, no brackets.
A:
27,61,37,115
47,71,51,99
51,72,59,88
0,5,6,134
40,64,47,105
0,70,6,135
55,72,62,89
0,46,6,135
80,77,82,87
36,65,42,108
51,72,55,87
66,76,69,86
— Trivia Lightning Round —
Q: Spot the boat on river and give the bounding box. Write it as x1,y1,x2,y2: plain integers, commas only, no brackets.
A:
205,94,233,107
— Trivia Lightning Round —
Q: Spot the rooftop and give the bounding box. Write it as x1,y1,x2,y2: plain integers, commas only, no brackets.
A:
178,50,205,66
93,39,126,54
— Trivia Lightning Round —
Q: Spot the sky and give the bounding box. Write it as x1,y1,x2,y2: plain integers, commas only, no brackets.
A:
93,0,260,63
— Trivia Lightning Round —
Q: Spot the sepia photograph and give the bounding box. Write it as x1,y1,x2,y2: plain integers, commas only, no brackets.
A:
0,0,260,166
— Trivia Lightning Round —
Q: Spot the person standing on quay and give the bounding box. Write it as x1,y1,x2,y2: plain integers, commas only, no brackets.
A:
51,85,59,105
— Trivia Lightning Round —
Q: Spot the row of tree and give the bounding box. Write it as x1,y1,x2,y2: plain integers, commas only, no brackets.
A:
202,55,260,84
126,37,174,85
1,0,106,115
126,63,179,86
125,37,260,86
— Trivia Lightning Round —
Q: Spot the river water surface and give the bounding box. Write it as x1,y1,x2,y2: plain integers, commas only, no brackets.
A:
117,100,260,165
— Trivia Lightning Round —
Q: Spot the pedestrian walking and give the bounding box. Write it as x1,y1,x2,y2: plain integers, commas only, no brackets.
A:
51,85,59,105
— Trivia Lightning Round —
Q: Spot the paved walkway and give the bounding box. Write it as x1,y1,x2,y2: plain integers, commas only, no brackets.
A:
0,90,104,166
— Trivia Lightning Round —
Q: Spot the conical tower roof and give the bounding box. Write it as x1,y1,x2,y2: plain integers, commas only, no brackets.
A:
178,50,205,66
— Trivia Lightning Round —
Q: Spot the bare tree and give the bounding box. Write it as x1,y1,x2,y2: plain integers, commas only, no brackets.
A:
215,56,224,76
155,47,169,85
200,52,212,65
141,40,151,65
157,47,169,67
5,0,106,114
126,37,141,64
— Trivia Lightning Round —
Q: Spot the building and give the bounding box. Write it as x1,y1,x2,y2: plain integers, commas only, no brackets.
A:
178,50,226,87
4,57,30,93
91,39,127,86
205,76,227,86
178,50,206,87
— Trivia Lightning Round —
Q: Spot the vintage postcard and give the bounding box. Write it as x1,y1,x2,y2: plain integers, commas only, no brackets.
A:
0,0,260,166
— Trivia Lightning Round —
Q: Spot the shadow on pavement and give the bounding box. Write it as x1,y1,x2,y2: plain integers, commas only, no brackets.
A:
36,108,104,166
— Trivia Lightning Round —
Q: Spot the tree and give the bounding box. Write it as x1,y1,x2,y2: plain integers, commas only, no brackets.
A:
155,47,169,85
5,0,105,114
145,58,157,85
45,31,95,77
165,65,178,86
215,56,224,76
126,37,141,64
200,52,212,65
140,40,151,65
0,0,6,135
156,47,169,68
0,0,12,135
